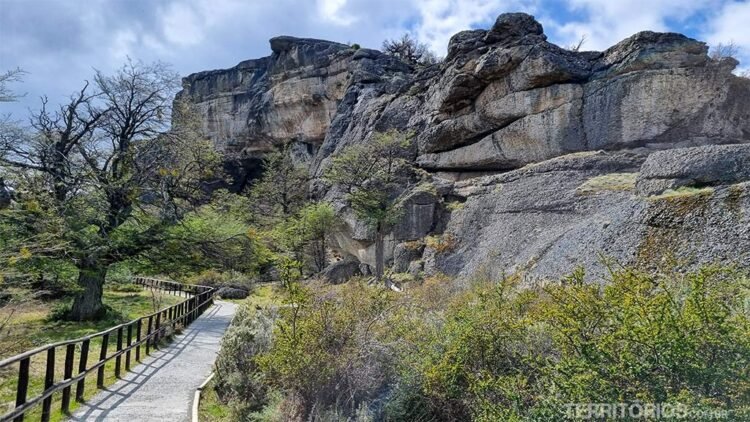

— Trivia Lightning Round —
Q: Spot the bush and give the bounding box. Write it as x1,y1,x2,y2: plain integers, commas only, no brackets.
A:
255,282,397,419
389,265,750,420
214,305,277,419
424,234,456,253
186,270,255,292
216,265,750,421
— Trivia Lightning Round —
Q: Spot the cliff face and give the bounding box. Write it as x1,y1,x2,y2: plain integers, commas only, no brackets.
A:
176,37,410,189
178,13,750,281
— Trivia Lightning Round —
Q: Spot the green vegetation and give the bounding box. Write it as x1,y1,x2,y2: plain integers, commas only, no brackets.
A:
576,172,638,195
0,286,183,420
207,265,750,421
324,130,415,282
424,233,457,253
650,186,715,200
0,60,255,321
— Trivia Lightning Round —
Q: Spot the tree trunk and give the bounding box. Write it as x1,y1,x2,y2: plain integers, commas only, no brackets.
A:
69,263,108,321
375,224,385,283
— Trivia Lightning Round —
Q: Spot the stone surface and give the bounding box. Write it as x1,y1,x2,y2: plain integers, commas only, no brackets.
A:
216,286,249,299
179,13,750,281
176,36,410,188
392,242,424,273
636,144,750,195
425,151,750,282
0,178,10,209
321,259,362,284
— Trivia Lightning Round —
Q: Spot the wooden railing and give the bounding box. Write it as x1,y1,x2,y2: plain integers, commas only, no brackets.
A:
0,277,215,422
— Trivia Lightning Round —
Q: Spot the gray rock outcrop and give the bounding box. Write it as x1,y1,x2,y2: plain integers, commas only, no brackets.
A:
321,259,362,284
636,144,750,195
178,13,750,281
217,287,249,299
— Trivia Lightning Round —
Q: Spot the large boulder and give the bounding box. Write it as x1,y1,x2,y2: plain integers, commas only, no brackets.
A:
216,287,249,300
636,144,750,195
426,151,750,281
176,36,411,189
321,259,362,284
392,242,424,273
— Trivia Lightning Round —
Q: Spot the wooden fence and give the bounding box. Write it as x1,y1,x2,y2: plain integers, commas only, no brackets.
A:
0,277,215,422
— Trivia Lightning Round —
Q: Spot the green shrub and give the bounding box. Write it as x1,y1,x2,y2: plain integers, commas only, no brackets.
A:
186,270,255,292
424,234,457,253
255,282,397,419
391,265,750,420
217,265,750,421
214,305,277,419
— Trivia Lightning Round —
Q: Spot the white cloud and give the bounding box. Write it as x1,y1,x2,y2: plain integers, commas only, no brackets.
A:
4,0,747,119
412,0,533,55
543,0,714,51
109,29,138,62
162,3,206,47
704,0,750,69
317,0,357,26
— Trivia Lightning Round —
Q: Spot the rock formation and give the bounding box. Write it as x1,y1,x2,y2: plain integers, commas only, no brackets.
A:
177,13,750,281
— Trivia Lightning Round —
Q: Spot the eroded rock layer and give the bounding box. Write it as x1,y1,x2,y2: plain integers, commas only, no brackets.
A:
178,13,750,281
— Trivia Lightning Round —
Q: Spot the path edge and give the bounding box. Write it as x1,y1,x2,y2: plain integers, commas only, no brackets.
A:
192,371,215,421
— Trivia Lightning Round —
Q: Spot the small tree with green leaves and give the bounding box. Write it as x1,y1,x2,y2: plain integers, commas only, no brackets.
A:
324,130,413,282
248,144,309,227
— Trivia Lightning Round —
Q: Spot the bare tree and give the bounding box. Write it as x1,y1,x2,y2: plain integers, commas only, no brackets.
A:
0,68,26,102
0,85,107,202
0,59,221,320
710,42,740,61
567,35,587,52
382,34,438,66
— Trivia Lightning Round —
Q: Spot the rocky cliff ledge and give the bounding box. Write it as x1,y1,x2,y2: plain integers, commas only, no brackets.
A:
178,13,750,281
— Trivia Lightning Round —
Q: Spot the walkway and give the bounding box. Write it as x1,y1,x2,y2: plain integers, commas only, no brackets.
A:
69,300,237,422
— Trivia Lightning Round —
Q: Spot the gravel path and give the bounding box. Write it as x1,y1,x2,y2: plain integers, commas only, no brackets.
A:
69,300,237,422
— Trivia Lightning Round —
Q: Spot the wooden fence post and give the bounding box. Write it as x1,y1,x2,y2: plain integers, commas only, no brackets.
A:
14,357,30,422
154,312,161,349
61,343,75,413
136,319,142,361
145,316,153,355
40,348,55,422
125,323,133,371
97,334,109,389
76,339,90,402
115,327,123,378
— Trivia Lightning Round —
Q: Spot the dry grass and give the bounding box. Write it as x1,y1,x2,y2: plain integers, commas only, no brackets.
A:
649,186,715,200
576,173,638,195
425,234,457,253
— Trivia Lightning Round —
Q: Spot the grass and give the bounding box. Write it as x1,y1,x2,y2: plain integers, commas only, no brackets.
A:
0,287,183,421
649,186,715,200
244,284,284,308
198,378,232,421
576,172,638,195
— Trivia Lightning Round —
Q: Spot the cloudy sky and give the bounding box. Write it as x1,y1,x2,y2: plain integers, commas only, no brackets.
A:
1,0,749,117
